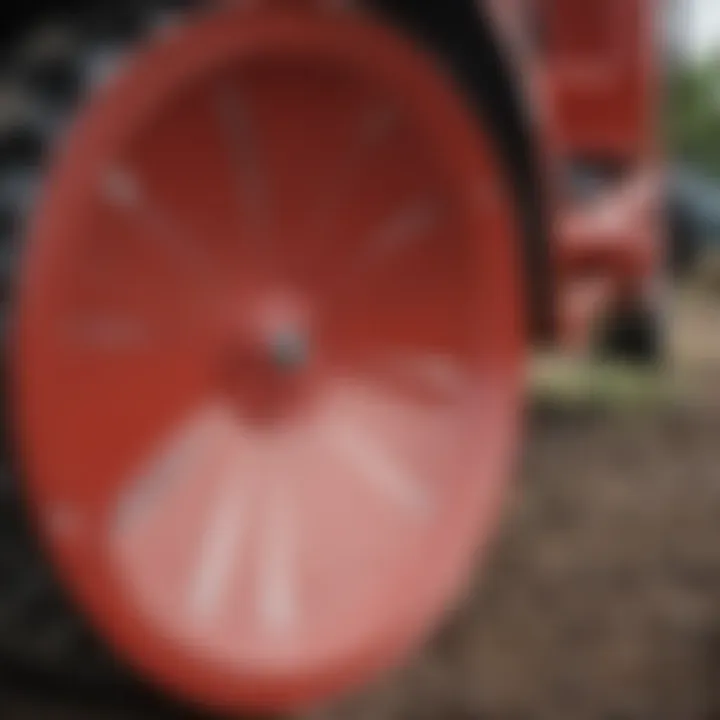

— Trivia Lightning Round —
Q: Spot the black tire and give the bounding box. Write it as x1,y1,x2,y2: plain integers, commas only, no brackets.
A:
668,196,703,279
0,3,205,712
595,299,666,367
0,1,535,711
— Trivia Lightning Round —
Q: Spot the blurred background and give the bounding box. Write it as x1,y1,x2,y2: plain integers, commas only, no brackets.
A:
2,1,720,719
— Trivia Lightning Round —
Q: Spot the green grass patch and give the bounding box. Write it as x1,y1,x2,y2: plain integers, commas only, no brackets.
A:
529,355,678,410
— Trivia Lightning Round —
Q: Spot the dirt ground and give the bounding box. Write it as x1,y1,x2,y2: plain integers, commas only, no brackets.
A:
3,286,720,720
